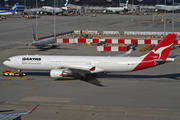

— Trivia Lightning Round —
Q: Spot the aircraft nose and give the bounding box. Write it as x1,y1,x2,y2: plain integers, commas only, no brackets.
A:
3,61,7,66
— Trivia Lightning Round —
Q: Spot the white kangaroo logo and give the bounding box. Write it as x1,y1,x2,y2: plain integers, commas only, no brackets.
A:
152,43,173,59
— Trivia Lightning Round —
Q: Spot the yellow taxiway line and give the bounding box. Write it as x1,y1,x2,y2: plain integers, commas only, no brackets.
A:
1,77,37,104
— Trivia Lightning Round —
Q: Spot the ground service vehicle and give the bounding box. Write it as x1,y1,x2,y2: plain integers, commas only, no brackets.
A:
3,70,25,77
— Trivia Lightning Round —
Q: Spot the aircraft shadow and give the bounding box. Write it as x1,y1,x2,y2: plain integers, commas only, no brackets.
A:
82,78,107,87
25,72,105,87
54,74,106,87
0,110,15,113
25,72,50,76
58,48,78,50
97,73,180,81
23,72,180,86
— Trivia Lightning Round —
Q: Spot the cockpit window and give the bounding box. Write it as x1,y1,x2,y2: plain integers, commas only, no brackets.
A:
7,59,11,61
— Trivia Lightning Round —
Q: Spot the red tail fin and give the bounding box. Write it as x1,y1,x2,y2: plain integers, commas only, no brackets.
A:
147,34,176,60
133,34,177,71
32,28,38,42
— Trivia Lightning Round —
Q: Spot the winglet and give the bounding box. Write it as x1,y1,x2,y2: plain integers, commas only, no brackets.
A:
29,104,40,114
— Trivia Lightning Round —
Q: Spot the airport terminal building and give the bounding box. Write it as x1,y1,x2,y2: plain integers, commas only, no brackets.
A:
0,0,180,9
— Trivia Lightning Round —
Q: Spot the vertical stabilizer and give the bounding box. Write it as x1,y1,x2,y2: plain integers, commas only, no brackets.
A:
9,3,19,12
145,34,176,61
133,34,177,71
123,1,128,9
62,0,68,10
63,0,69,7
32,28,38,42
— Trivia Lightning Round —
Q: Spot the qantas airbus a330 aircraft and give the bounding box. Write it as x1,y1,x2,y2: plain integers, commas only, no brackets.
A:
3,34,178,80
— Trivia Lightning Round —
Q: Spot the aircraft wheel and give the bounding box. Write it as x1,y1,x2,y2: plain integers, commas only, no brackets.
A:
92,73,97,77
79,75,90,81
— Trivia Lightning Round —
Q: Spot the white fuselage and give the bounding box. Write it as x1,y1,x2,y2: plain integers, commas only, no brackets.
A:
0,11,13,16
106,7,125,12
3,55,144,73
42,6,62,13
155,5,180,11
33,38,55,48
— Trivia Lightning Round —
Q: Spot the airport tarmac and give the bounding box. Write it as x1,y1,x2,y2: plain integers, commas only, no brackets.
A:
1,13,180,120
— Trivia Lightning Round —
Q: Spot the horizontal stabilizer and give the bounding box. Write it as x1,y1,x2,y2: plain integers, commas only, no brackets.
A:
166,55,179,62
154,59,165,64
154,55,179,64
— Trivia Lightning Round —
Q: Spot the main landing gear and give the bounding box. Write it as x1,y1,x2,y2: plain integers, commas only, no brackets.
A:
79,73,97,81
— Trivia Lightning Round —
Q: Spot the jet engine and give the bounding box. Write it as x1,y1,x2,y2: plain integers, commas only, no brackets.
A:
50,69,70,78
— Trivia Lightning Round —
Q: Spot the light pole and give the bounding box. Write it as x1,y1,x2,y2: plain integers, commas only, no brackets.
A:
131,0,134,22
137,0,143,14
166,0,174,33
74,0,80,14
24,0,26,9
36,0,38,39
172,0,174,33
40,0,45,6
4,0,8,9
164,0,166,37
54,0,56,38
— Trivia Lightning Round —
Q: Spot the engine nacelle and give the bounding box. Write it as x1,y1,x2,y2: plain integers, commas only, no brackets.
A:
50,69,69,78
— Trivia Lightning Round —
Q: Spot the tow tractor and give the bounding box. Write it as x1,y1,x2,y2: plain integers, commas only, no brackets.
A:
3,70,25,77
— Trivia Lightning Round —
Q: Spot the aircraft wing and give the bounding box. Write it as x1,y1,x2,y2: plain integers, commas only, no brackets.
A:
59,65,96,72
59,65,104,73
48,43,60,46
0,104,39,120
12,42,33,46
111,49,132,57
